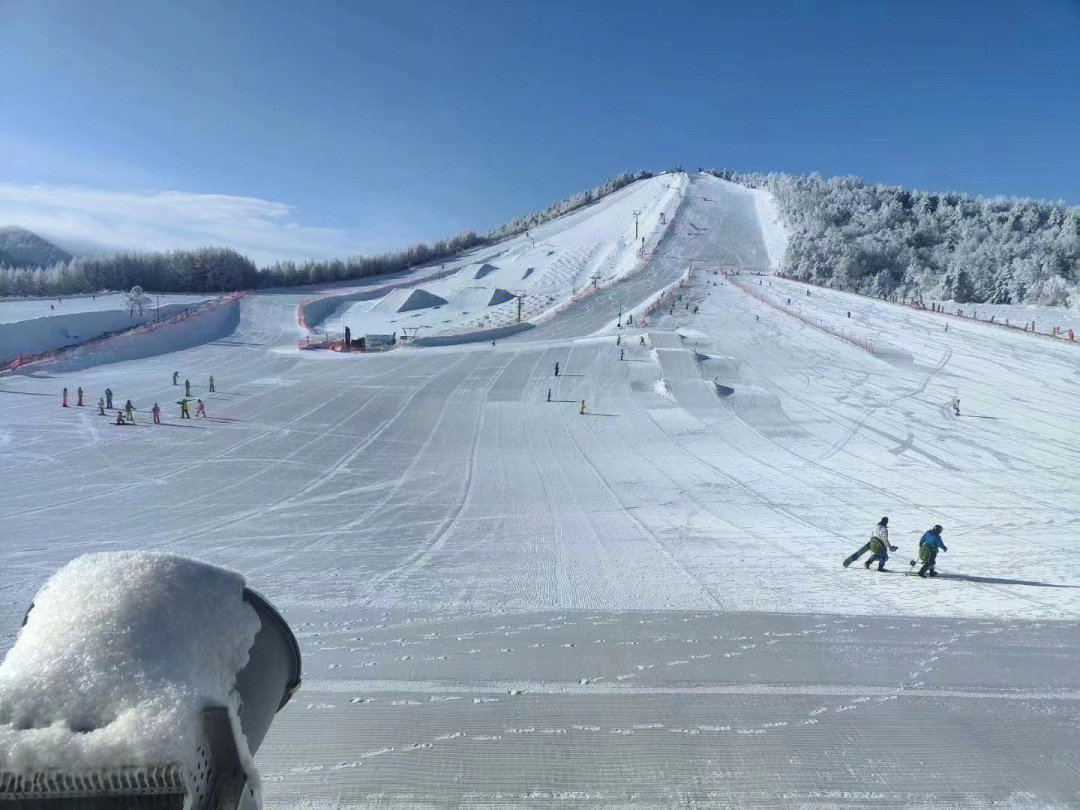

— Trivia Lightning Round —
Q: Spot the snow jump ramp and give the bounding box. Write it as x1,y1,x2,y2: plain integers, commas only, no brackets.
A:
0,558,301,810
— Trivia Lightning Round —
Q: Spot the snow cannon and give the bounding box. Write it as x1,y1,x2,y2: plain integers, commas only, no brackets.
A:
0,553,301,810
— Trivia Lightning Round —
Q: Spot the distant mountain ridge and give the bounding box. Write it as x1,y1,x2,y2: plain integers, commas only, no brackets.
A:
0,226,72,269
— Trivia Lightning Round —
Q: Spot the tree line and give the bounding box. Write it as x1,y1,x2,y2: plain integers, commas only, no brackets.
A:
0,171,653,297
706,168,1080,306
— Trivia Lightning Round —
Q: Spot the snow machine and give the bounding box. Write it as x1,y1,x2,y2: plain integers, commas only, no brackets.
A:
0,562,301,810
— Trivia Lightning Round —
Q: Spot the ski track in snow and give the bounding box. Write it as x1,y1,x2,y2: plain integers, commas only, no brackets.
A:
3,173,1080,808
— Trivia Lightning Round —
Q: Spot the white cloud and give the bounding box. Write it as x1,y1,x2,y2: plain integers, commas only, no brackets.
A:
0,183,374,266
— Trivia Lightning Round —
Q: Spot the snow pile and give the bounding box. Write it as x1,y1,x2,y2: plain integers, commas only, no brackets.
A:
0,552,260,778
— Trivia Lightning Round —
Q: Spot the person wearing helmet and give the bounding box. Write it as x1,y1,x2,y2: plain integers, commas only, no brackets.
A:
864,517,898,571
843,517,891,568
914,525,947,577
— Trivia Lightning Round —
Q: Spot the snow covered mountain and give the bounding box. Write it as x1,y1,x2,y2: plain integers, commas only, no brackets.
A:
0,226,71,269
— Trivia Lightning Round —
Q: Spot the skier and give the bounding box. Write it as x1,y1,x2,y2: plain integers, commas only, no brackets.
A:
124,400,135,423
152,402,161,424
620,349,624,360
77,387,84,406
579,400,586,415
617,335,621,345
195,399,206,417
97,397,105,416
554,362,560,377
61,387,68,407
178,399,191,419
953,398,960,416
105,387,113,410
639,336,645,346
184,379,191,397
208,375,215,393
914,525,947,577
546,389,551,402
173,371,179,385
843,517,892,568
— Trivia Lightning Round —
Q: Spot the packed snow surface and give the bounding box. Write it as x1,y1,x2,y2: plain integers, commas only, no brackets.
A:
0,293,209,325
2,173,1080,807
309,173,685,340
0,552,259,777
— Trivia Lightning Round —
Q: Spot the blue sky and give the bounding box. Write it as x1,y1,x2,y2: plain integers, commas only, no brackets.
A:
2,0,1079,264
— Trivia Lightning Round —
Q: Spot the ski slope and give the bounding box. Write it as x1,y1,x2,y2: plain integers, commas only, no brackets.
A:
2,172,1080,807
305,174,684,341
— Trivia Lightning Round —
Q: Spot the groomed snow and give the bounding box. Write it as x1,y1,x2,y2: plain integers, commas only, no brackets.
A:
0,553,259,779
319,174,685,341
2,172,1080,807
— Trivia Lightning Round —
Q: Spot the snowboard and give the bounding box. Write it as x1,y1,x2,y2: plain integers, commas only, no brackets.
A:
842,541,873,567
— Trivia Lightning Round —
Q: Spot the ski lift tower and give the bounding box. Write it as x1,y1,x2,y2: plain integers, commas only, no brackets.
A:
632,210,642,240
510,292,526,324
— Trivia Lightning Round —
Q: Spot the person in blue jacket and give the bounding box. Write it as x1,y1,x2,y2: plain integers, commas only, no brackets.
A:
915,525,947,577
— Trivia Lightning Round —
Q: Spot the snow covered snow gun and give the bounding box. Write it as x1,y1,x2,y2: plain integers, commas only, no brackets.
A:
0,553,301,810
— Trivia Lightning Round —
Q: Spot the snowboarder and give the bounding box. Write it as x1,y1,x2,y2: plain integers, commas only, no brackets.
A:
152,402,161,424
114,411,126,425
61,388,68,407
952,398,960,416
913,525,947,577
195,399,206,417
97,397,105,416
843,517,891,568
184,379,191,397
178,399,191,419
554,362,560,377
77,387,83,406
105,388,113,410
124,400,135,423
173,371,179,385
864,518,898,571
208,375,215,392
